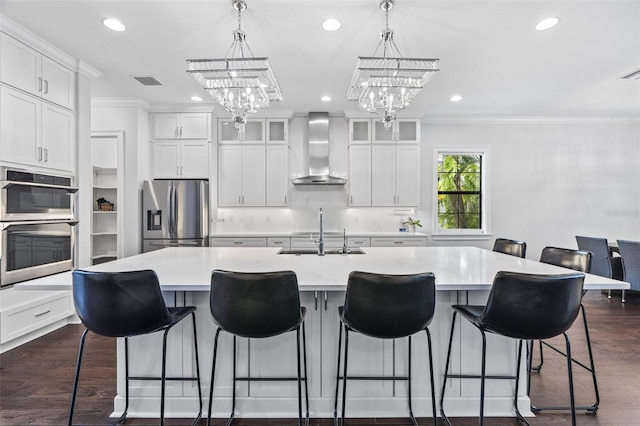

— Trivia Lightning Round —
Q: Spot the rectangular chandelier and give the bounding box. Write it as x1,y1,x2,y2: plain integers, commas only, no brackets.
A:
186,57,283,109
347,56,439,107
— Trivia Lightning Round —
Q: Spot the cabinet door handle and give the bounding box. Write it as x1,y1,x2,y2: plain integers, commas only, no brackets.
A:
37,147,42,161
175,127,179,138
43,80,49,94
394,241,404,244
233,241,244,245
38,77,43,92
35,309,51,318
284,195,287,205
350,195,353,204
180,166,184,175
324,291,328,311
179,126,183,137
314,291,318,311
177,166,180,175
44,148,48,162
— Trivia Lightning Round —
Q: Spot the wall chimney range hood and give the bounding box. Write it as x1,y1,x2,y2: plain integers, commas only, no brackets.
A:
291,112,346,186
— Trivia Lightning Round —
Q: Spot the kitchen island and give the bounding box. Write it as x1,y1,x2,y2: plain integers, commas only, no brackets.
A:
19,246,629,420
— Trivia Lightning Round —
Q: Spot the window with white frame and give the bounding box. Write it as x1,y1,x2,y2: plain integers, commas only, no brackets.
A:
433,149,490,237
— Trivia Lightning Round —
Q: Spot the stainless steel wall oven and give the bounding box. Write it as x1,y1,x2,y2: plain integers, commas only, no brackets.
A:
1,170,78,287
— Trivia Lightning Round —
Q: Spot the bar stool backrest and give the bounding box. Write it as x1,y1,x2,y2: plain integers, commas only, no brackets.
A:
480,271,585,340
616,240,640,292
575,236,613,277
540,246,592,273
210,270,303,338
341,271,436,339
72,269,172,337
493,238,527,258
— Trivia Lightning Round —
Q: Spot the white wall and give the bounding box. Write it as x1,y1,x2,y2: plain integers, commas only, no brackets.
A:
90,99,149,257
420,118,640,258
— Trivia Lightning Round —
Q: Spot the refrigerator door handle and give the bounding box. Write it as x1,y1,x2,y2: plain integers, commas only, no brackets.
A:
172,184,178,237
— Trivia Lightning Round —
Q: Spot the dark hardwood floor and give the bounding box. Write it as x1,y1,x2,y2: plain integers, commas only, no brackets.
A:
1,290,639,425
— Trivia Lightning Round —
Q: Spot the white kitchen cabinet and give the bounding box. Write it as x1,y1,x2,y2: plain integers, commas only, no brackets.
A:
266,145,289,206
152,113,210,140
348,119,371,144
0,85,74,173
347,237,370,247
152,140,209,179
348,145,372,207
266,119,288,144
218,119,264,144
218,145,266,207
370,236,428,247
371,144,420,207
210,237,267,247
373,119,420,144
0,33,75,110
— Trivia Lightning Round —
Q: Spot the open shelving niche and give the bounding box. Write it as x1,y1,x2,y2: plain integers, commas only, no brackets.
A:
90,131,124,265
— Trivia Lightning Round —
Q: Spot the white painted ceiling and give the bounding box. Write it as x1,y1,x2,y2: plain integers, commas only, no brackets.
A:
1,0,639,118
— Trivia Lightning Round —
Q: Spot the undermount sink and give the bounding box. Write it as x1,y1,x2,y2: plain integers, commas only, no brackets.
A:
277,248,365,255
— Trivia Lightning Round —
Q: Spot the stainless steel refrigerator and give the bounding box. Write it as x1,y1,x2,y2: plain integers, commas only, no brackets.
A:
142,180,209,253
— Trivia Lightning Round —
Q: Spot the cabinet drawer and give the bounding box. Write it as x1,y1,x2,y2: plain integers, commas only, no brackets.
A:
291,236,343,249
1,293,73,343
347,237,370,247
370,237,427,247
267,237,291,249
210,237,267,247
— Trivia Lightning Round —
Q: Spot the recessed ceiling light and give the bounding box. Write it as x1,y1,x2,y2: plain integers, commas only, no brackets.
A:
322,18,341,31
320,95,332,102
191,96,203,102
450,95,462,102
535,17,559,31
102,18,126,32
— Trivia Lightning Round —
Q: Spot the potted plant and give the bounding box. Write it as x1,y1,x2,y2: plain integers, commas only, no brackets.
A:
402,217,422,233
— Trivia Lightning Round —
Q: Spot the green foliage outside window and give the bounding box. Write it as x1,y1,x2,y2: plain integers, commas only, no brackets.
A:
437,154,482,229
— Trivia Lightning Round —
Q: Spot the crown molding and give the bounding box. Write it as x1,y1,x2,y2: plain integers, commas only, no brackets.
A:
0,14,76,70
422,115,640,125
92,98,151,110
77,61,102,80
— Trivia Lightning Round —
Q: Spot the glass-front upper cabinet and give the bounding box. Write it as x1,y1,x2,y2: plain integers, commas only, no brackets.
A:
218,119,265,144
349,119,371,144
266,119,288,144
373,119,420,144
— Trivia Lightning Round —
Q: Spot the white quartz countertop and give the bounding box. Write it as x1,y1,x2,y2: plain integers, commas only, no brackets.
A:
17,246,629,292
211,231,428,238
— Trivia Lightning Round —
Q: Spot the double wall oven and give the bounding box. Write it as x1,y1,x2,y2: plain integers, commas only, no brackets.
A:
1,170,78,287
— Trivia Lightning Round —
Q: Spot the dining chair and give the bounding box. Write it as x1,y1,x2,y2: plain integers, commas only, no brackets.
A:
492,238,527,258
575,235,623,300
616,240,640,303
440,271,585,426
207,270,309,426
69,269,202,426
334,271,437,426
532,247,599,414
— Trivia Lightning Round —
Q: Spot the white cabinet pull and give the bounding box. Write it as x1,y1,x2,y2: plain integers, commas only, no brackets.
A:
177,166,180,175
44,148,48,162
38,77,43,92
43,79,49,94
179,126,183,137
180,166,184,175
37,147,42,161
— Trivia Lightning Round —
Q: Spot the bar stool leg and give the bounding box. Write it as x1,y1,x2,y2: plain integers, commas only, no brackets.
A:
160,328,170,426
513,340,531,425
191,312,203,425
116,336,130,424
206,328,221,426
425,328,437,426
580,304,600,412
439,311,458,426
68,328,89,426
333,323,343,426
229,336,237,426
341,328,350,426
564,333,577,426
302,321,310,425
296,326,303,426
407,336,417,426
479,330,487,426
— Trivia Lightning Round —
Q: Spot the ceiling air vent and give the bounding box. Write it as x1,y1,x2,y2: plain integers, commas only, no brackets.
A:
134,76,162,86
619,68,640,80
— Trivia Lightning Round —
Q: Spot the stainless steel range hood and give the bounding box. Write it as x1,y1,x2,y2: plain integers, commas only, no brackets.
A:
291,112,346,186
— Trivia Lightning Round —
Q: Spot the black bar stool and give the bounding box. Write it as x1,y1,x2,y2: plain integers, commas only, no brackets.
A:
440,271,585,426
69,269,202,426
530,246,599,413
207,270,309,426
333,271,437,426
492,238,527,258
